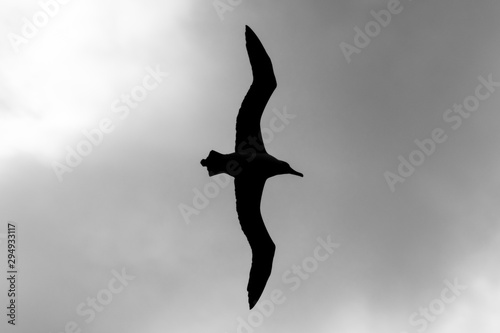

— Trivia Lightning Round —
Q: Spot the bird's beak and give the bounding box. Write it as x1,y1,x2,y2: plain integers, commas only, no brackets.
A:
290,168,304,177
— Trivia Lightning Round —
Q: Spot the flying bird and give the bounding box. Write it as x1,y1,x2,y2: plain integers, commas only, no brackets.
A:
201,25,303,309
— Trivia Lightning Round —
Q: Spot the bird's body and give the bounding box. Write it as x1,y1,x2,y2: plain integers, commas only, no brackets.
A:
201,150,293,178
201,25,302,309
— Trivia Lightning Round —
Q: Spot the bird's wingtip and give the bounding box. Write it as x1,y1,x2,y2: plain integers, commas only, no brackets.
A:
248,297,257,310
245,25,255,36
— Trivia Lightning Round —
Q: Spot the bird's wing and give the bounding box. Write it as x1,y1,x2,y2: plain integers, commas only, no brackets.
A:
234,176,275,309
235,26,277,154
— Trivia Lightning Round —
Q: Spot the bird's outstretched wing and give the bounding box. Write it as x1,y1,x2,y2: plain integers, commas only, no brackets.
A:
235,26,277,154
234,176,275,309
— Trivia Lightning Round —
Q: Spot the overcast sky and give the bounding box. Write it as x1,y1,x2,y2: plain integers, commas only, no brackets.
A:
2,0,500,332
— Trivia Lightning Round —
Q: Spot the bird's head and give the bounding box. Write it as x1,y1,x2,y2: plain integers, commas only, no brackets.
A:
278,161,303,177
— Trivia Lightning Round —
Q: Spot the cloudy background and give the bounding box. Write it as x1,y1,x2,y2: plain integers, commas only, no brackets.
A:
2,0,500,332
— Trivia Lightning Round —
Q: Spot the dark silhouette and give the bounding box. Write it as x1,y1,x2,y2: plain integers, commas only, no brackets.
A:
201,26,303,309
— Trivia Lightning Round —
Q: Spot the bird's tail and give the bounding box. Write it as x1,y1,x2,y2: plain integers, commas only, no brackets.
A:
200,150,229,177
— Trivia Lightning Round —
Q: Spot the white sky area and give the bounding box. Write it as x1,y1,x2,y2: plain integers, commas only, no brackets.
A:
1,0,500,332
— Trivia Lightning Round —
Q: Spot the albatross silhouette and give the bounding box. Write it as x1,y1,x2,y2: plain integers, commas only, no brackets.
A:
201,25,303,309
